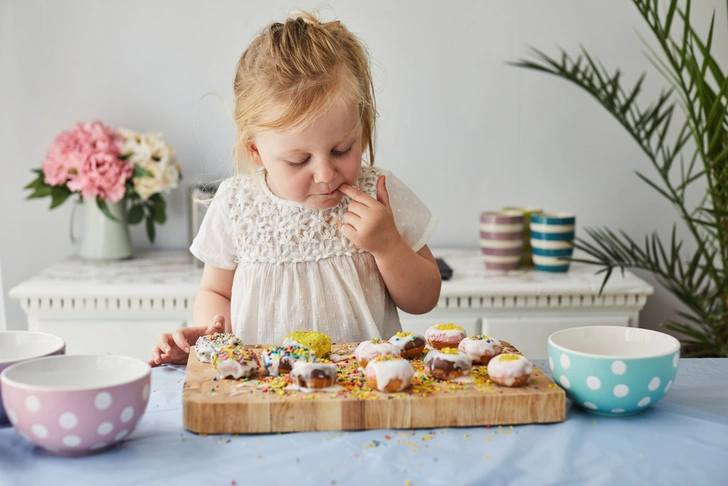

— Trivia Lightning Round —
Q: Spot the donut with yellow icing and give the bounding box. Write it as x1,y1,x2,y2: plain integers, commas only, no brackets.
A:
423,347,472,380
194,332,242,363
290,360,338,389
354,338,401,368
260,345,314,376
365,356,414,392
388,332,426,359
458,335,502,364
211,344,260,379
487,353,533,387
425,323,467,349
282,331,331,359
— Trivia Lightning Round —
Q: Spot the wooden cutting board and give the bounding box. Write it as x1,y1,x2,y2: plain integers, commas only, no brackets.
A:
182,342,565,434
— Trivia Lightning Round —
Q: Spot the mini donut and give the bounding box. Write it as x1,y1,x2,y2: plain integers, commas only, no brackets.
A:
354,338,401,368
289,361,338,389
211,344,260,379
425,323,467,349
388,332,426,359
423,347,472,380
194,332,242,363
487,353,533,387
458,335,502,364
260,345,314,376
365,356,414,393
282,331,331,359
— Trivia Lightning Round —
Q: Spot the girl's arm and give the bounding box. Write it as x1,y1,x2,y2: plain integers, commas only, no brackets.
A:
149,264,234,366
372,241,440,315
339,176,441,315
193,264,235,332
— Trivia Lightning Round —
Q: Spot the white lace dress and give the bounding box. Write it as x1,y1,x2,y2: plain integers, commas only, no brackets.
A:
190,164,437,345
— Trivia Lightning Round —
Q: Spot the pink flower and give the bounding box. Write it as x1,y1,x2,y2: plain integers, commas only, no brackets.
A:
67,151,133,203
41,121,131,201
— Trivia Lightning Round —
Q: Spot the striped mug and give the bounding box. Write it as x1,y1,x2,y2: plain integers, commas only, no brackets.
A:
480,211,524,270
530,212,576,272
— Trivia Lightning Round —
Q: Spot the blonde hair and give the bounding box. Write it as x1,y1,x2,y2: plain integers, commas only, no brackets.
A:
233,12,377,173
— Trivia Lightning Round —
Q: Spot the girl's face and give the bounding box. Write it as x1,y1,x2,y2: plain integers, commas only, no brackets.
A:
250,101,363,210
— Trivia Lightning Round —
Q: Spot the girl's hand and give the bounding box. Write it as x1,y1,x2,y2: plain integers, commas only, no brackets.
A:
338,175,404,256
149,314,225,367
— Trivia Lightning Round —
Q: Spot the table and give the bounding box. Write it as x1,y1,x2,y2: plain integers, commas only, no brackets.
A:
9,249,654,361
1,359,726,485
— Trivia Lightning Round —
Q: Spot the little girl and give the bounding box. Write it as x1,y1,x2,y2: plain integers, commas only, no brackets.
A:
151,12,441,366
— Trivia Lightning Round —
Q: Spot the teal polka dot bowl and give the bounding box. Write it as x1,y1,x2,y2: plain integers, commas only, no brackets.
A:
548,326,680,416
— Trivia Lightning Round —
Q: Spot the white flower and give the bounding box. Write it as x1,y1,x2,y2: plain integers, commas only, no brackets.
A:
119,129,182,200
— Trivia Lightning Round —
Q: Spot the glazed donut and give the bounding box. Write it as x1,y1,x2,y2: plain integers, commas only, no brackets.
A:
354,338,401,368
423,348,472,380
282,331,331,359
425,323,467,350
458,335,502,365
211,344,260,379
388,332,426,359
290,361,338,389
487,353,533,387
365,356,414,393
194,332,242,363
260,345,314,376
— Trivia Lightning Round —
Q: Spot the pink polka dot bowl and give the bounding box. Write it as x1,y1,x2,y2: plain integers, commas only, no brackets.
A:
0,354,151,455
0,331,66,423
548,326,680,417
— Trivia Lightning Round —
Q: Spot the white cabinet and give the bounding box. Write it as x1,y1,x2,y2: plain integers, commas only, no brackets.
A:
398,250,654,358
9,249,654,361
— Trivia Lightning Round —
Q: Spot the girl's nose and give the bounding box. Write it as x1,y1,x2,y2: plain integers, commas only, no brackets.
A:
313,158,336,184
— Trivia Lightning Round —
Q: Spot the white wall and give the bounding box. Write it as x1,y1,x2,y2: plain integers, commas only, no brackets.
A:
1,0,726,333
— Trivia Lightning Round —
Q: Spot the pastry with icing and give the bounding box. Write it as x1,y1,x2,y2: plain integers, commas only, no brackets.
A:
289,360,338,389
458,335,502,364
388,332,426,358
282,331,331,359
425,323,467,349
487,353,533,387
260,345,314,376
354,338,401,368
211,344,261,379
194,332,242,363
365,355,414,393
423,347,472,380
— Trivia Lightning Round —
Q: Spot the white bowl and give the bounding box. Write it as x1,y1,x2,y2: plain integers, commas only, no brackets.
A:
0,331,66,422
0,355,150,455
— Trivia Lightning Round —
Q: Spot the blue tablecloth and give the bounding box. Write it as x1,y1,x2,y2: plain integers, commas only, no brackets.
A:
1,359,727,485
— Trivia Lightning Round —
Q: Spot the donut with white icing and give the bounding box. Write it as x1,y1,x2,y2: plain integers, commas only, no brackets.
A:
487,353,533,387
425,323,467,349
260,345,314,376
194,332,242,363
458,335,502,364
211,344,260,379
365,356,414,392
354,339,401,368
290,361,338,389
423,348,472,380
388,332,426,359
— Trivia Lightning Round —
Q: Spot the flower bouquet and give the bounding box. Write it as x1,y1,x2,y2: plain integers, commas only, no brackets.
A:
24,120,182,243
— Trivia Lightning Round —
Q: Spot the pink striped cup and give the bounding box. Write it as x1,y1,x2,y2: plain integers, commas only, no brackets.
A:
479,211,524,270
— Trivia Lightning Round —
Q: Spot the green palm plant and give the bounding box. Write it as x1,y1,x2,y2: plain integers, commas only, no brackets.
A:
513,0,728,357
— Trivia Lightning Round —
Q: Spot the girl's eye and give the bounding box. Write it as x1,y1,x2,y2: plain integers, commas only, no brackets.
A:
287,156,310,166
332,146,352,158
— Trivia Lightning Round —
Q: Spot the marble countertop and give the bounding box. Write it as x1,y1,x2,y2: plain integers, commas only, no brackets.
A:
9,249,654,300
8,251,202,298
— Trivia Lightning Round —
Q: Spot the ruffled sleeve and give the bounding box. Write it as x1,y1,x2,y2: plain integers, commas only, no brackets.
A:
381,169,438,252
189,178,238,269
